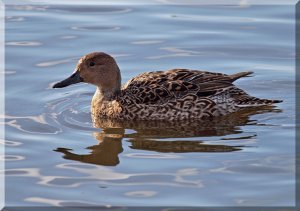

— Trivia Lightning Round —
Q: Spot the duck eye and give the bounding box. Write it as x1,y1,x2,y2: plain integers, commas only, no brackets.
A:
89,61,95,67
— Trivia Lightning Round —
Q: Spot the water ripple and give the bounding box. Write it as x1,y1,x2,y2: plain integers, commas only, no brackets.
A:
36,57,77,67
148,45,293,60
147,47,201,59
1,155,25,161
5,16,25,22
9,5,48,11
45,92,97,132
48,5,132,14
3,70,17,75
124,153,181,159
4,163,204,189
131,40,164,45
60,35,77,40
5,114,61,135
71,25,121,31
0,139,22,146
6,41,42,47
25,197,100,207
159,13,293,24
125,191,157,198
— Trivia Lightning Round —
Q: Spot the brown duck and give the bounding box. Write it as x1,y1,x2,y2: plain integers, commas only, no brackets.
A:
53,52,282,121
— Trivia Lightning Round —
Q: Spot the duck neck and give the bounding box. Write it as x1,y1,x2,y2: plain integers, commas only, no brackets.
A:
93,86,120,103
91,86,121,119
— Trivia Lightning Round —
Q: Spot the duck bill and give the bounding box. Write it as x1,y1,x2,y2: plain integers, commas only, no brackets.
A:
53,71,83,88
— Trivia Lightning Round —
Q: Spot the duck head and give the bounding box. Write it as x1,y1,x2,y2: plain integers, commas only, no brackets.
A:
53,52,121,94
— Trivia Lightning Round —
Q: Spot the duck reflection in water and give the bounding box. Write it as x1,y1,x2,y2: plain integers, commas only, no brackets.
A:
54,107,281,166
55,130,124,166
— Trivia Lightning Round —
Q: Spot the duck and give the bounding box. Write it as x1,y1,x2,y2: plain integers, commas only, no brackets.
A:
53,52,282,121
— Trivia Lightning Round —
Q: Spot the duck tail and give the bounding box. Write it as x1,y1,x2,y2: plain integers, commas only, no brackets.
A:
227,86,283,107
237,97,283,108
229,71,254,82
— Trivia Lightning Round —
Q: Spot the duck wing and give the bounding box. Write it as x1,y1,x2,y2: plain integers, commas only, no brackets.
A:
121,69,253,105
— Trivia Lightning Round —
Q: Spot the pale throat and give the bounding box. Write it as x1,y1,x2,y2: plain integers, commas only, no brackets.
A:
91,86,122,119
93,85,121,103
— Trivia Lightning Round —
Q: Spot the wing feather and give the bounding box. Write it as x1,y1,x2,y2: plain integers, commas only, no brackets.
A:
121,69,241,105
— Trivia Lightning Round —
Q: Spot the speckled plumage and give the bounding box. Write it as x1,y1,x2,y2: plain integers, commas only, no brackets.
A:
53,52,282,121
93,68,281,121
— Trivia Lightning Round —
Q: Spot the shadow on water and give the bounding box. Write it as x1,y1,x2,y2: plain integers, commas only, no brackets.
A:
54,106,281,166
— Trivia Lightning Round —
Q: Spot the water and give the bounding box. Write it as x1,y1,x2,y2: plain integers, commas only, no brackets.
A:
4,2,295,207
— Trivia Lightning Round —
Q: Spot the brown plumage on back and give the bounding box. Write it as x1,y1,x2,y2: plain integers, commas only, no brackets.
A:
53,52,282,121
